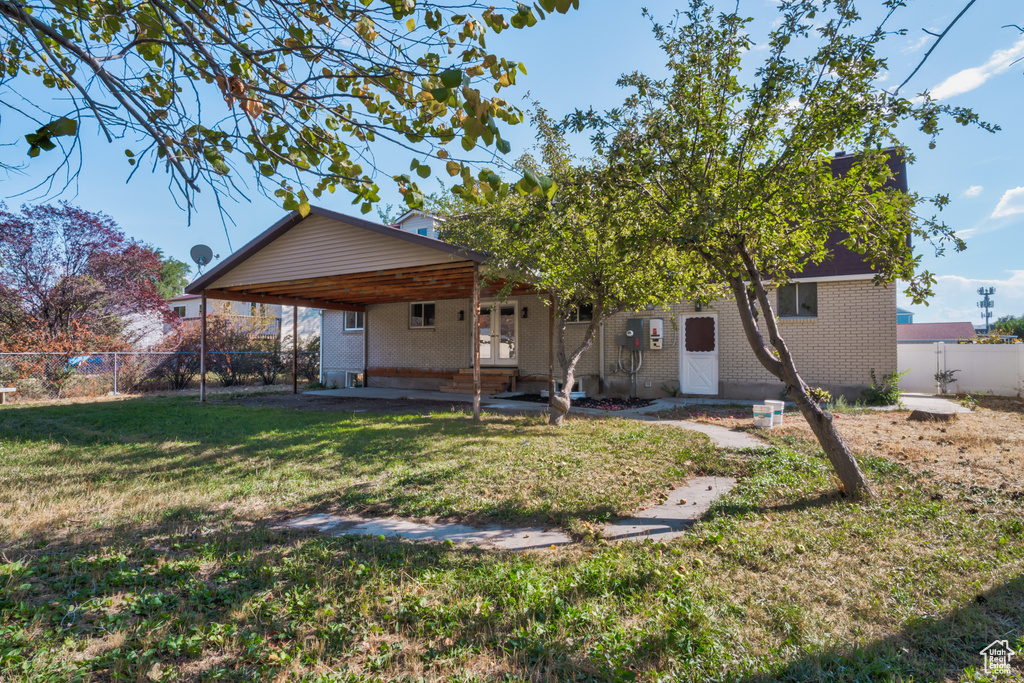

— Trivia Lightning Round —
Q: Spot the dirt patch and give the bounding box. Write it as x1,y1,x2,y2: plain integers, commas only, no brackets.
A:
224,393,475,415
666,400,1024,493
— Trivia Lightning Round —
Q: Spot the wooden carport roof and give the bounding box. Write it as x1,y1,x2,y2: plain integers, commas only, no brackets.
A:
184,206,493,311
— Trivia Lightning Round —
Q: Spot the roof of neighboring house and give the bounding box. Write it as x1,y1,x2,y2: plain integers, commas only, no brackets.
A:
393,209,445,225
167,294,200,302
897,322,977,341
897,307,914,315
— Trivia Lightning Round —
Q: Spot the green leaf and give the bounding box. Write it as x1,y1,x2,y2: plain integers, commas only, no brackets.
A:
539,0,555,11
416,164,431,178
439,69,463,88
496,137,511,155
49,117,77,137
430,87,450,102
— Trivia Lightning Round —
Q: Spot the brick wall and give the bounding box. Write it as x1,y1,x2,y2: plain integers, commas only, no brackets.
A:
321,311,364,387
320,278,896,398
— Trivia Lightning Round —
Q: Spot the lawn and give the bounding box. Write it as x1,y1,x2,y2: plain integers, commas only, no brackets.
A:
1,395,1022,681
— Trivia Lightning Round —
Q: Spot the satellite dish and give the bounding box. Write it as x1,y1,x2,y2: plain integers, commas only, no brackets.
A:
190,244,214,273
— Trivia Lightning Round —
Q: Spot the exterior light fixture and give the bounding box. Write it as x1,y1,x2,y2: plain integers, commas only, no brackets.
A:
458,310,465,321
522,307,528,319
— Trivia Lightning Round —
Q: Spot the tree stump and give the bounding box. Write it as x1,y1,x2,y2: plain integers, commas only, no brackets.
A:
908,410,958,423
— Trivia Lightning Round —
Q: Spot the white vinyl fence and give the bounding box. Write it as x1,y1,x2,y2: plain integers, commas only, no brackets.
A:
897,342,1024,396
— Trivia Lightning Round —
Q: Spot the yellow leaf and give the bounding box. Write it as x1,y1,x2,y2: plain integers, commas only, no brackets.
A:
298,201,311,217
446,160,460,176
406,17,415,31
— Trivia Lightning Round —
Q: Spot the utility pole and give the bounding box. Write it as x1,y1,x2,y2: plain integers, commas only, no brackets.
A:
977,287,995,333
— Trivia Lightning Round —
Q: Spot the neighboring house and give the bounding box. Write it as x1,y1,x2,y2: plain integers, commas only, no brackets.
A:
165,294,320,342
897,322,977,344
184,162,902,400
896,307,914,324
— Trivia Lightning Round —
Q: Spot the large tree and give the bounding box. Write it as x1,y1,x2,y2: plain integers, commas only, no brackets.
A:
0,0,576,216
0,203,169,343
443,110,687,425
567,0,994,498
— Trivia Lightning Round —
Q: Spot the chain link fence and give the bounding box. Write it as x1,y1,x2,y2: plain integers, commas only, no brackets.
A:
0,351,318,401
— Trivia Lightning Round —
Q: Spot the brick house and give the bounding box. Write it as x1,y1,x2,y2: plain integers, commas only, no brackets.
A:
184,187,898,401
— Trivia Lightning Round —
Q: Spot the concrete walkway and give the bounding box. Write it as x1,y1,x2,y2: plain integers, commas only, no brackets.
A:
278,476,737,550
898,393,972,414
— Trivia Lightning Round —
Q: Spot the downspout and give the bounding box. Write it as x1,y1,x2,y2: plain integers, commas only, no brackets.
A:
318,311,324,385
599,321,605,394
363,307,369,388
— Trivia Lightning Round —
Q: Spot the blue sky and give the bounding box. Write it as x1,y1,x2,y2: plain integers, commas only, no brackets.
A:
2,0,1021,327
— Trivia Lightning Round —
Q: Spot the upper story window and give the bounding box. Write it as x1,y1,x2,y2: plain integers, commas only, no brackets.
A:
417,228,429,236
172,305,186,318
568,303,594,323
410,302,436,328
343,311,364,331
778,282,817,318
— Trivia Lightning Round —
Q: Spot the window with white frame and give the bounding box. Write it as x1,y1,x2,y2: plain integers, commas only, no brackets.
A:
417,227,429,236
410,302,436,328
172,305,186,318
346,371,364,388
777,282,818,318
568,303,594,323
343,311,364,331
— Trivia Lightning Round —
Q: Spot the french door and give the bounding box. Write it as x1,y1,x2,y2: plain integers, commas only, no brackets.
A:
477,301,518,367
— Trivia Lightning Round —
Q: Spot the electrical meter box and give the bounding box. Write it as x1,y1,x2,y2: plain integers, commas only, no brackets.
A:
618,318,644,350
649,318,664,350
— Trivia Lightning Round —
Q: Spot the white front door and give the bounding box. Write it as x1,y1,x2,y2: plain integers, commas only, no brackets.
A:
478,301,518,367
679,314,719,395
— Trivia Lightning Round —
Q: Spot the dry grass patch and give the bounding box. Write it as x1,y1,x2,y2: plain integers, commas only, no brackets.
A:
659,397,1024,494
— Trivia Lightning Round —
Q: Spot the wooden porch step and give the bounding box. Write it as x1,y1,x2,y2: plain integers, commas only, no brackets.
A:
441,367,518,394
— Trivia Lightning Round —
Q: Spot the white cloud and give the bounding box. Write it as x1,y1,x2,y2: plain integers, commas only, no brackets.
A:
962,185,983,198
903,35,930,54
927,37,1024,100
901,270,1024,323
991,187,1024,219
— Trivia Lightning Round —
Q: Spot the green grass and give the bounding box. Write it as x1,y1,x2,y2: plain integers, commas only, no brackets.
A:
0,395,726,541
1,397,1022,681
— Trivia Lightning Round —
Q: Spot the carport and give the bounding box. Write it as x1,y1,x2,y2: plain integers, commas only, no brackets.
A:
185,206,502,419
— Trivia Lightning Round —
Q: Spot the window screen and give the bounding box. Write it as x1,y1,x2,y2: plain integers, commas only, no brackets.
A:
684,317,716,352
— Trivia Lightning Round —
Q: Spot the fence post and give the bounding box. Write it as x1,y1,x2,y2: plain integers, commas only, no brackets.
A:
113,352,119,395
934,342,944,394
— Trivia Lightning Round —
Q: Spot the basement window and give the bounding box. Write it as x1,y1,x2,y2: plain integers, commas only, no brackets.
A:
410,302,436,328
778,283,818,318
346,371,364,388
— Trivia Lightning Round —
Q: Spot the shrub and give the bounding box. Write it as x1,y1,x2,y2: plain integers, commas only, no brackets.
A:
860,369,906,406
934,368,960,395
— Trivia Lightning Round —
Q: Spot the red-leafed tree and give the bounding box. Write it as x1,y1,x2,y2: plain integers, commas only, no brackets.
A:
0,203,170,346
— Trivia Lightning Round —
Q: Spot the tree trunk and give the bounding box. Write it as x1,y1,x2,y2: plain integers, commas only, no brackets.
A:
548,301,603,426
727,251,875,499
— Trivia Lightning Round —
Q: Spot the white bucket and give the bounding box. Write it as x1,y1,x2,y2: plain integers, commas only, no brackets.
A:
753,404,774,429
764,400,785,426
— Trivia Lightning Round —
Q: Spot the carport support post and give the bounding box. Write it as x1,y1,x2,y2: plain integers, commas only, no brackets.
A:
472,263,481,422
292,306,298,394
200,292,207,402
